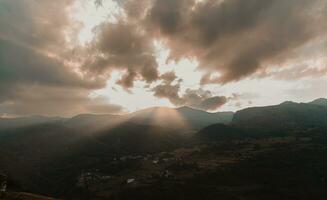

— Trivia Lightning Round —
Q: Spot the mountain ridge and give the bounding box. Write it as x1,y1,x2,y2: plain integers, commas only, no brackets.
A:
1,98,326,131
232,98,327,131
309,98,327,107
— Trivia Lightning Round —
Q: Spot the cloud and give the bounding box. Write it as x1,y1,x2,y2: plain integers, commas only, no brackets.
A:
83,22,159,89
0,85,123,116
0,0,122,116
160,71,179,83
152,73,228,111
0,39,103,95
75,0,327,109
259,64,327,81
197,96,227,111
0,0,76,52
139,0,327,83
152,82,184,105
84,97,124,114
2,0,327,115
182,89,227,111
0,0,87,91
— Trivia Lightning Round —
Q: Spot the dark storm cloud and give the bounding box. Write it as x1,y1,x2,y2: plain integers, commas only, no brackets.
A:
0,0,76,52
0,0,123,116
2,0,327,115
0,40,103,95
152,82,184,105
160,71,178,83
0,0,86,91
89,0,327,103
0,85,123,116
83,22,159,89
145,0,191,35
138,0,327,83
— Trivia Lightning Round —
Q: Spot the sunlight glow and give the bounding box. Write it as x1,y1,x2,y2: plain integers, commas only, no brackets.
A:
71,0,122,44
151,107,189,129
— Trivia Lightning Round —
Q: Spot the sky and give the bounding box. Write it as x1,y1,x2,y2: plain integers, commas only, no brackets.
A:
0,0,327,117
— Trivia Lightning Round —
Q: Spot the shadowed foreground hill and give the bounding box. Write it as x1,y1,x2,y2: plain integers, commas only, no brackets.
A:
0,121,188,197
3,192,57,200
196,124,245,140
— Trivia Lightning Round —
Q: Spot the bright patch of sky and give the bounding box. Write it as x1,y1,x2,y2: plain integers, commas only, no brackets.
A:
71,0,122,44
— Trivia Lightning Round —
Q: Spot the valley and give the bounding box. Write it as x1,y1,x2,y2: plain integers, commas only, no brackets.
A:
1,100,327,199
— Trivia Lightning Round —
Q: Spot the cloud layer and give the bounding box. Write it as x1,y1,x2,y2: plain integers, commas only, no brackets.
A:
0,0,121,116
83,22,159,89
90,0,327,109
142,0,327,83
1,0,327,115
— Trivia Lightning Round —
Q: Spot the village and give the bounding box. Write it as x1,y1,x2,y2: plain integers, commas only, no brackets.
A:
74,138,271,199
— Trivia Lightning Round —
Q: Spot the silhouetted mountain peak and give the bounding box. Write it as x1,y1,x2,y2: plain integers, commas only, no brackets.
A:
279,101,297,106
176,106,198,112
70,113,118,120
66,113,122,129
233,99,327,131
309,98,327,107
128,106,233,130
0,115,64,130
131,106,174,115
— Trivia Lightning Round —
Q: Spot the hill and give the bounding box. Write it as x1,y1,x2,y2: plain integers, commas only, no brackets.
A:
3,192,57,200
176,106,234,128
0,116,64,131
197,124,244,140
309,98,327,107
232,100,327,131
2,99,327,199
0,107,233,133
128,106,233,131
0,121,187,197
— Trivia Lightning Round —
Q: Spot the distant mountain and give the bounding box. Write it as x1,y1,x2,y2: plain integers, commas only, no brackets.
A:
128,106,233,131
64,113,123,130
309,98,327,107
233,101,327,131
0,107,233,132
127,107,185,129
0,115,64,130
177,106,234,127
